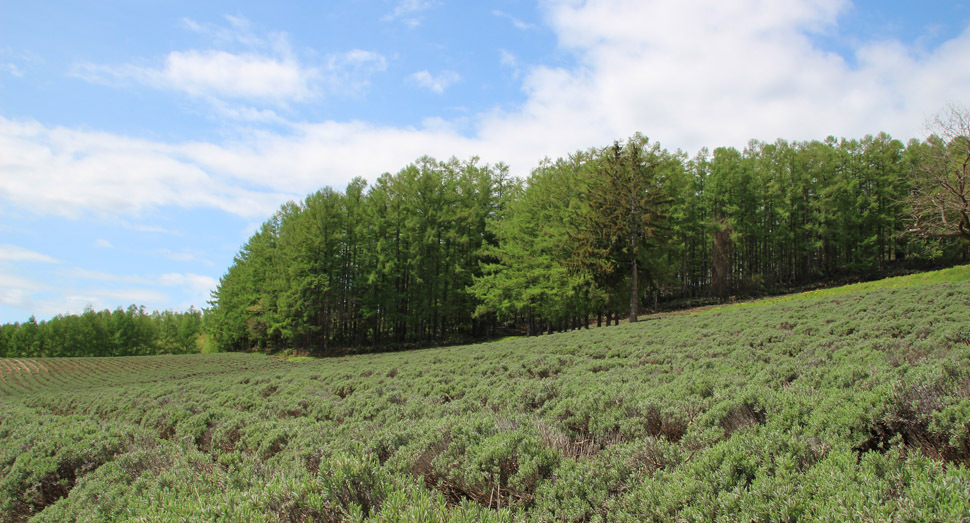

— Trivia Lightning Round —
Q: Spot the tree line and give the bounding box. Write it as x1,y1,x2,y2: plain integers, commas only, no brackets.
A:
0,306,204,358
205,125,968,353
3,108,967,358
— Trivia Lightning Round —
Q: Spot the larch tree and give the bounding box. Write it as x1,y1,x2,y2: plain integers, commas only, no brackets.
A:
584,135,675,322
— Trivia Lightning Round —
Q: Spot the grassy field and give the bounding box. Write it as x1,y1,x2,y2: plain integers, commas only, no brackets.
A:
2,268,969,521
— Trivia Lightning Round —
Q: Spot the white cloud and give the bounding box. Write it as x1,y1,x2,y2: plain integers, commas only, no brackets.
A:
324,49,389,94
159,272,219,308
159,50,315,102
383,0,436,27
0,116,293,219
499,49,518,68
159,272,217,291
66,268,150,284
0,244,59,263
515,0,970,151
119,221,179,235
0,48,42,79
2,63,24,77
72,17,386,106
63,289,171,309
493,10,536,30
0,286,35,312
94,239,113,248
499,49,522,79
5,1,970,224
180,14,274,50
0,271,49,308
172,118,482,196
208,98,290,124
73,46,388,105
1,268,218,320
73,50,318,104
409,69,461,93
157,248,214,266
0,268,169,319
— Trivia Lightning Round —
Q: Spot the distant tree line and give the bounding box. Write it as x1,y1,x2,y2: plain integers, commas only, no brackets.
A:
206,127,968,353
0,306,204,358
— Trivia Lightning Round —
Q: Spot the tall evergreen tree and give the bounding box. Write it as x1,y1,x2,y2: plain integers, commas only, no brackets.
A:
582,135,676,321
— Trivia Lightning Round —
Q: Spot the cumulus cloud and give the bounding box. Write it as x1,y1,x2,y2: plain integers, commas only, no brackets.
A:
0,116,293,218
516,0,970,150
72,17,386,106
73,51,318,105
408,69,461,93
155,50,315,101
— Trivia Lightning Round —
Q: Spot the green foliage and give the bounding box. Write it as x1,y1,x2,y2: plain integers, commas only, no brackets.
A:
472,135,682,332
0,306,204,358
706,263,970,313
471,153,592,332
2,277,969,520
206,131,967,354
207,158,512,352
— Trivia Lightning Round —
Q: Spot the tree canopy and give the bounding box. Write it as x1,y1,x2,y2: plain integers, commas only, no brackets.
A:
202,127,968,353
6,117,968,358
0,306,203,358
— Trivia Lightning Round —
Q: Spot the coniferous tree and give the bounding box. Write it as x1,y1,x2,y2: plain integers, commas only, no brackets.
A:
582,135,677,321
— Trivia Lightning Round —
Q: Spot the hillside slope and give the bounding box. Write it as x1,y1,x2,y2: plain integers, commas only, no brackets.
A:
2,268,969,521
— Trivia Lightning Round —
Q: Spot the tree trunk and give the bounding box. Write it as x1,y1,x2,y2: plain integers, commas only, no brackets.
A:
629,255,639,323
712,224,731,300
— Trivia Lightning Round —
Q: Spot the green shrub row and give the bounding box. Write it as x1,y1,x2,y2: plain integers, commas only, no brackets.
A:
2,279,969,520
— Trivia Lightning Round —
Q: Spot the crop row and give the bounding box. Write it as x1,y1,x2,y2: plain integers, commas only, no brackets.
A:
2,280,969,521
0,354,288,398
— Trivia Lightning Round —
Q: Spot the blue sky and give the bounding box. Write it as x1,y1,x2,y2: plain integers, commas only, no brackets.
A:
1,0,969,324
